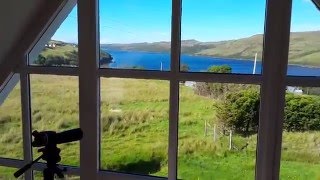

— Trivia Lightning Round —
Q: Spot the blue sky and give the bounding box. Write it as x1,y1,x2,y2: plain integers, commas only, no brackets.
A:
52,0,320,43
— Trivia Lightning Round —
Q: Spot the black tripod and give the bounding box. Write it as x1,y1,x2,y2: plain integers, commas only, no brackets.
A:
14,128,83,180
14,144,64,180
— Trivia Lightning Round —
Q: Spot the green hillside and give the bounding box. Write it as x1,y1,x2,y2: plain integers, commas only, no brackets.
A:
41,41,77,58
196,31,320,67
101,31,320,67
35,40,113,66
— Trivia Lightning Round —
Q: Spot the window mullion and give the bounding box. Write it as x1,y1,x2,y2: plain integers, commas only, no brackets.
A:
256,0,292,179
20,64,33,179
168,0,182,179
78,0,100,179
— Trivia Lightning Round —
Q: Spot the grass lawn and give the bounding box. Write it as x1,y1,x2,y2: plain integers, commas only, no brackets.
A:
0,75,320,179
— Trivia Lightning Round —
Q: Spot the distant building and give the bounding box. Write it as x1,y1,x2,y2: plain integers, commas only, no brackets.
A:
287,86,303,94
184,81,196,88
45,43,56,48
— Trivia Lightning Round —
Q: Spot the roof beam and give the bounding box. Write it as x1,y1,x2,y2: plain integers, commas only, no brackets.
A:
312,0,320,10
0,74,19,106
0,0,71,95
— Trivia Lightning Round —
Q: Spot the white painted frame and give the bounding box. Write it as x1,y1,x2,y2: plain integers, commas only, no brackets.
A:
2,0,320,179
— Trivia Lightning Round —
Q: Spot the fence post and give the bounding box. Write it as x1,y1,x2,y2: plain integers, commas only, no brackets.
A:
213,124,217,142
204,120,207,136
229,130,232,150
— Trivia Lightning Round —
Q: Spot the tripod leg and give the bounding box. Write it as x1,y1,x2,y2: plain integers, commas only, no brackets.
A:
43,168,55,180
55,167,65,179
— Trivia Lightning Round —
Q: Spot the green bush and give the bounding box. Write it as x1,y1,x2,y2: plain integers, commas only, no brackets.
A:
217,90,320,134
34,50,113,66
194,65,232,98
284,93,320,131
216,89,260,136
207,65,232,73
180,64,190,72
194,65,255,99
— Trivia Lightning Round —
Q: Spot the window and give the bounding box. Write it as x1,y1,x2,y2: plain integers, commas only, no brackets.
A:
280,86,320,179
0,0,318,179
30,75,79,166
279,1,320,177
181,0,266,74
0,80,23,160
287,0,320,76
99,0,172,71
29,6,79,67
100,78,169,176
178,82,260,179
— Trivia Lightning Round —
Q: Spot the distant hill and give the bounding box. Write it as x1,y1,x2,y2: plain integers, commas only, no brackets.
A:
101,31,320,67
36,40,113,66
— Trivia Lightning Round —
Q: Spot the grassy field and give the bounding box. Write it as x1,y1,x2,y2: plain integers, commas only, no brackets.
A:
0,75,320,179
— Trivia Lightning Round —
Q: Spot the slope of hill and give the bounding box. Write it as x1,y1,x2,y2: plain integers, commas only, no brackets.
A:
101,31,320,67
36,40,113,66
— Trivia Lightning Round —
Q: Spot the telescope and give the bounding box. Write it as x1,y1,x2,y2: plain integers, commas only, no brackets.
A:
14,128,83,180
32,128,83,147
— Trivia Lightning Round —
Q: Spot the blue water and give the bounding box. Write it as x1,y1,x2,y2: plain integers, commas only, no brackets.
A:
102,49,320,76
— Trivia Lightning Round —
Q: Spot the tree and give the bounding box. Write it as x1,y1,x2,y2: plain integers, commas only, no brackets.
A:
207,65,232,73
216,89,260,136
195,65,233,98
65,50,78,65
216,90,320,135
34,54,47,65
45,55,68,66
180,64,190,72
284,93,320,131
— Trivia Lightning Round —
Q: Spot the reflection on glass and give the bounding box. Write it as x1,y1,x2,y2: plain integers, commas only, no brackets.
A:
99,0,172,70
180,0,265,74
280,86,320,179
178,81,260,179
0,81,23,160
100,78,169,177
30,75,80,166
287,0,320,76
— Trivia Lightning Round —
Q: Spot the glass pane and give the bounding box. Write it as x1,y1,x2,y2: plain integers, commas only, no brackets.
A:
0,80,23,160
287,0,320,76
28,6,79,67
30,75,79,167
180,0,266,74
99,1,172,70
280,86,320,179
0,166,19,179
100,78,169,177
178,81,260,179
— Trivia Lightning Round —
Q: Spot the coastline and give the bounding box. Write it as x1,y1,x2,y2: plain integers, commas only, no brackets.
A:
101,48,320,69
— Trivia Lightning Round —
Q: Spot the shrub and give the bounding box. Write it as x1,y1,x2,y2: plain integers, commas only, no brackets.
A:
34,50,113,66
207,65,232,73
194,65,254,99
284,94,320,131
216,89,260,136
216,90,320,134
180,64,190,72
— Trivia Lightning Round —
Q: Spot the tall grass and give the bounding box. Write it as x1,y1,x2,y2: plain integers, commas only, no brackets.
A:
0,76,320,179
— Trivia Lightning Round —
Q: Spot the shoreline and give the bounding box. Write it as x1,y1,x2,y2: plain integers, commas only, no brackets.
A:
101,48,320,69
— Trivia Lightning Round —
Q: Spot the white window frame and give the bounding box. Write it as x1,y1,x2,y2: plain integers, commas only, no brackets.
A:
1,0,320,179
